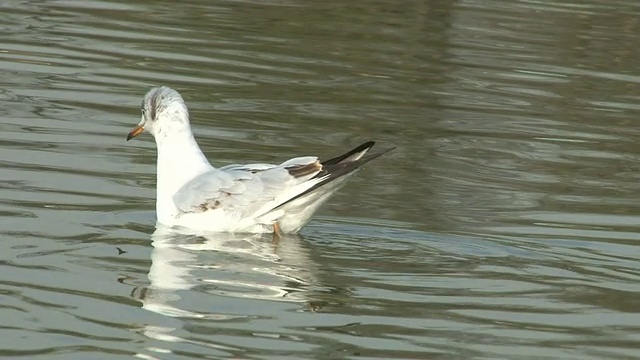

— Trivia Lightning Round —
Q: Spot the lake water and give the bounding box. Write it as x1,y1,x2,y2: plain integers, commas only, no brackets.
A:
2,0,640,359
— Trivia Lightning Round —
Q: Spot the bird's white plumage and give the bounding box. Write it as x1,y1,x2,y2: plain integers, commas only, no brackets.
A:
129,86,390,234
170,156,328,233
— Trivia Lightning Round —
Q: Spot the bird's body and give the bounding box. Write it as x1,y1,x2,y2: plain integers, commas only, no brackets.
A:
127,86,393,234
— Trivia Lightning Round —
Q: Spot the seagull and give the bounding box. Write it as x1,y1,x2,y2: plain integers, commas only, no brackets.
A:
126,86,394,236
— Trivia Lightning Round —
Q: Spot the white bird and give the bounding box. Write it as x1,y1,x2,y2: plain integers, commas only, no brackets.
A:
127,86,394,236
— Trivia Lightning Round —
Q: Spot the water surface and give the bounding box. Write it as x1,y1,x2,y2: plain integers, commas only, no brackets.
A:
1,0,640,359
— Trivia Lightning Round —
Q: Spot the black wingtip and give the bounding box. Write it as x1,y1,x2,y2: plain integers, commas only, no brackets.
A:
321,141,377,166
270,141,394,212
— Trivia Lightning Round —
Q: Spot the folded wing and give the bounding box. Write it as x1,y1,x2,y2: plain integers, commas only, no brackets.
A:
172,156,324,218
171,141,393,223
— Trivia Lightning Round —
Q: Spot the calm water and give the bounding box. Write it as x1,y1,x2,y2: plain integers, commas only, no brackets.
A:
2,0,640,359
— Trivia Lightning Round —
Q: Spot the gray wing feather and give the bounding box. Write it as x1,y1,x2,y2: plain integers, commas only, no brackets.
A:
219,163,275,172
172,156,320,216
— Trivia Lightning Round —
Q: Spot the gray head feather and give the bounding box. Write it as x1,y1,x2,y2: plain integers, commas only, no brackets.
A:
142,86,186,122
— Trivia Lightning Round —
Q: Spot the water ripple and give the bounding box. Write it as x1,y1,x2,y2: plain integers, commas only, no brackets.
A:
1,0,640,359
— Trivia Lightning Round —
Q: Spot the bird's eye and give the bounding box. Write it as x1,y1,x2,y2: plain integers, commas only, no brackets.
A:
141,108,146,116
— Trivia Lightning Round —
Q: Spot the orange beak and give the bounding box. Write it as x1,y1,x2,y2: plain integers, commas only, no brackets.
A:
127,125,144,141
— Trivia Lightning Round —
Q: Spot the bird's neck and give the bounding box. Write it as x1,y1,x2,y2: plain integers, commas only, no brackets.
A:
155,131,212,221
